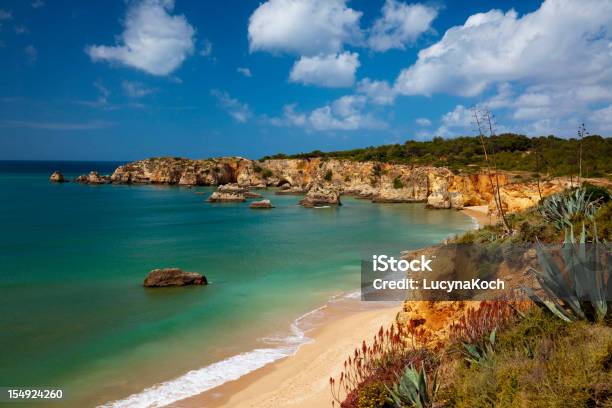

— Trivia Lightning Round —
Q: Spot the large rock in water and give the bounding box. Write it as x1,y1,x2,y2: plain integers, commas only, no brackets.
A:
299,185,341,208
144,268,207,287
49,171,67,183
207,191,246,202
75,171,111,184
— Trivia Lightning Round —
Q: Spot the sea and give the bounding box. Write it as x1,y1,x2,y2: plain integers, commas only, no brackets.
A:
0,160,474,407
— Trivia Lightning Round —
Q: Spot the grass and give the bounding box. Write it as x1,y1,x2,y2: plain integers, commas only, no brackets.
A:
444,308,612,408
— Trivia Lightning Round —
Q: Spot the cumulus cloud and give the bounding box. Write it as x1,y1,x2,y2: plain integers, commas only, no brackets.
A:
270,95,386,131
237,67,252,77
211,90,252,123
433,105,474,137
394,0,612,97
289,52,359,88
248,0,362,56
368,1,437,52
356,78,396,105
86,0,195,76
122,80,154,98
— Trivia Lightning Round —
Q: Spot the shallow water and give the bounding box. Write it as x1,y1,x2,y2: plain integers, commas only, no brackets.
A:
0,161,473,407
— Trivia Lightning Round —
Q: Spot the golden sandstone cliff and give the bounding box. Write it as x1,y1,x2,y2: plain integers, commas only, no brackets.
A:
81,156,566,213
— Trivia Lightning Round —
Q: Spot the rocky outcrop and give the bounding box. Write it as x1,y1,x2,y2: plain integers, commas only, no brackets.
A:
69,156,563,214
49,171,67,183
299,185,341,208
143,268,207,287
250,199,274,209
75,171,111,184
207,191,246,202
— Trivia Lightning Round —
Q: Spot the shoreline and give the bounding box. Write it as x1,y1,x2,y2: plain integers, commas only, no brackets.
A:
460,205,497,227
170,298,401,408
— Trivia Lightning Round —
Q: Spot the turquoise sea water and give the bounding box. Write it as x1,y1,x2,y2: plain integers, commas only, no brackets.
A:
0,161,474,407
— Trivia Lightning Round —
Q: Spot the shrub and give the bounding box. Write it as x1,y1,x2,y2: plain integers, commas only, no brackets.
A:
262,169,273,178
324,170,333,182
393,177,403,189
356,382,393,408
253,165,262,173
330,322,435,407
446,309,612,408
583,182,611,203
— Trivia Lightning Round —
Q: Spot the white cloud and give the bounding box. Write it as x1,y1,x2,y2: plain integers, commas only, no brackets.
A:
0,9,12,20
434,105,474,137
31,1,45,9
590,105,612,133
94,80,110,105
394,0,612,97
289,52,359,88
211,90,252,123
24,45,37,63
368,1,437,52
248,0,362,56
122,80,154,98
237,67,252,77
86,0,195,76
415,117,431,126
356,78,396,105
270,95,386,131
200,39,213,57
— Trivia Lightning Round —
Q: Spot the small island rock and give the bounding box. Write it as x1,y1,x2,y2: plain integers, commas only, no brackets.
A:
250,199,274,209
49,171,67,183
144,268,207,287
299,185,341,207
207,191,246,202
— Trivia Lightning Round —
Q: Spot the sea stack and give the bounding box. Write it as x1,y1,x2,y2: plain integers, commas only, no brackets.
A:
250,199,274,209
299,185,341,208
143,268,207,287
207,191,246,202
49,171,67,183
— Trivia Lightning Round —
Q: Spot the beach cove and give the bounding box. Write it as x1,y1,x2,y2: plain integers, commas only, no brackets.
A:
0,161,474,407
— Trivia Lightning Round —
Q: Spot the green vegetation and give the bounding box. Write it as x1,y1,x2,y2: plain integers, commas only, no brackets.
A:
393,177,403,189
357,382,393,408
334,185,612,408
262,169,273,178
446,309,612,408
324,170,333,182
262,134,612,177
387,365,438,408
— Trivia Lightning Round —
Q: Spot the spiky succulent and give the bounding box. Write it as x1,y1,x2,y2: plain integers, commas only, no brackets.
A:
539,188,599,230
525,222,611,323
387,365,438,408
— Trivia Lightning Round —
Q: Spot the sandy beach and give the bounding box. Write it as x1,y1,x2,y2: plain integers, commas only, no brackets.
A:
171,301,401,408
460,205,497,227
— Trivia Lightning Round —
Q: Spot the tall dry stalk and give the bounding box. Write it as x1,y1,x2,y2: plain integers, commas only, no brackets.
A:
472,108,511,233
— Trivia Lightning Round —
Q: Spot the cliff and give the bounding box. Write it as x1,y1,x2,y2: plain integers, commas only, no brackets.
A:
81,156,565,213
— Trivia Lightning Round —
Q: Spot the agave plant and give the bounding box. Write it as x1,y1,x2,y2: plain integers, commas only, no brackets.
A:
462,329,497,367
387,365,438,408
525,222,611,323
539,188,599,230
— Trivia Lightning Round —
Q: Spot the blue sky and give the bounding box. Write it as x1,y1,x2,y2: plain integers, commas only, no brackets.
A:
0,0,611,160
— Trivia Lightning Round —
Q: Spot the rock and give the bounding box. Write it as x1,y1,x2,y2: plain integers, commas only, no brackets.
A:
49,171,67,183
250,199,274,209
426,190,451,209
144,268,207,287
218,183,247,193
275,186,307,195
299,185,341,208
252,183,267,189
75,171,111,184
207,191,246,202
244,191,263,198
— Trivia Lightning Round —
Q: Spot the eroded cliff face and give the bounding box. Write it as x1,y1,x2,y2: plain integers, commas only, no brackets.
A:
88,156,561,213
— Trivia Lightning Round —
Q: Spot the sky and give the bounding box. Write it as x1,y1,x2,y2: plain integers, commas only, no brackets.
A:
0,0,611,161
